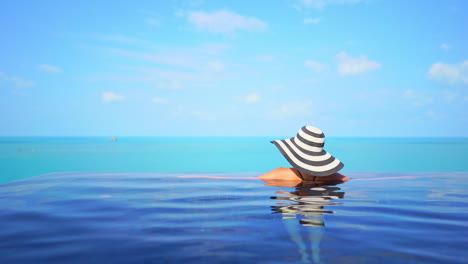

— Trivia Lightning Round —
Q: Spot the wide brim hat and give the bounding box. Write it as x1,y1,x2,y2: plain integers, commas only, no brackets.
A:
271,125,344,177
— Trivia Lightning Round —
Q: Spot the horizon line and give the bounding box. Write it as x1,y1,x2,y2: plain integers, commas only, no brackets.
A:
1,135,467,138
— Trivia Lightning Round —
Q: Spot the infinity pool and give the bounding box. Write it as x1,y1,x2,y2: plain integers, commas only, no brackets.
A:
0,172,466,263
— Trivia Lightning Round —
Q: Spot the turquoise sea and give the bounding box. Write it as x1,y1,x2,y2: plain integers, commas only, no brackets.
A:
1,137,467,183
1,137,467,263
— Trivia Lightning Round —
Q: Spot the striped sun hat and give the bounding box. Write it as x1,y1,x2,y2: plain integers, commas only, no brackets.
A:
271,126,344,177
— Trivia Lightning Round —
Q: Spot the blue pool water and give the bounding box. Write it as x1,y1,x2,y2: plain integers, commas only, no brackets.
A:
1,137,467,183
0,171,467,263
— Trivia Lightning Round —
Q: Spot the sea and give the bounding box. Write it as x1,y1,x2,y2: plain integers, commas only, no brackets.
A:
0,137,467,263
1,137,467,183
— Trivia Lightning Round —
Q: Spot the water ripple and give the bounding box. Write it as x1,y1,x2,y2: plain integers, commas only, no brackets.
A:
0,172,467,263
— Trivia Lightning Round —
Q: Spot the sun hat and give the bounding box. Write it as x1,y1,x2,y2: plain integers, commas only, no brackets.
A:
271,125,344,177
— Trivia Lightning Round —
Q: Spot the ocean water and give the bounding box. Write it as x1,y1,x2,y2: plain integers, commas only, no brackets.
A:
1,137,467,183
0,171,466,263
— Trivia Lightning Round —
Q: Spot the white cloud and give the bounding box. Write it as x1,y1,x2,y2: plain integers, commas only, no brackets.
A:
428,60,468,85
95,34,148,45
39,64,62,74
95,43,235,92
403,90,433,106
304,17,321,24
440,43,450,51
402,90,414,99
107,46,220,72
427,110,441,120
188,0,205,6
297,0,364,9
156,79,183,89
271,101,312,118
102,92,125,103
0,72,35,88
242,93,260,103
304,60,326,72
187,10,268,34
442,90,457,103
152,97,168,104
146,18,160,26
11,77,36,88
336,52,381,75
208,61,224,72
198,42,231,55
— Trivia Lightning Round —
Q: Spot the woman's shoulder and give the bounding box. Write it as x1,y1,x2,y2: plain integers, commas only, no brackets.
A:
258,167,302,181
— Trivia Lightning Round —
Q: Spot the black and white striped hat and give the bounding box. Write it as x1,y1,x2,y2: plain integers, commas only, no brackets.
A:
271,126,344,177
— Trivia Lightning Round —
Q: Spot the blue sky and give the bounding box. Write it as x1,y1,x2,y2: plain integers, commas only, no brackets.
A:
0,0,467,137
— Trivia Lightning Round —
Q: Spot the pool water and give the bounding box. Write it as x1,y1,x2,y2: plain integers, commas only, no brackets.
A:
0,171,467,263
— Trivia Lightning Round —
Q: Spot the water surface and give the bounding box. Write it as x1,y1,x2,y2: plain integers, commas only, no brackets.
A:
0,171,466,263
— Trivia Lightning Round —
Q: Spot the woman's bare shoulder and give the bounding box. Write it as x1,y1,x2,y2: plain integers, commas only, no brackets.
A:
258,167,301,181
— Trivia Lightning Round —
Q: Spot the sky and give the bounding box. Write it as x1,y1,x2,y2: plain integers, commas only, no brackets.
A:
0,0,467,137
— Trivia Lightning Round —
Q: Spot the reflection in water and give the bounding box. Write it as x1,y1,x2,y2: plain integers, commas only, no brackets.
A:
271,184,345,263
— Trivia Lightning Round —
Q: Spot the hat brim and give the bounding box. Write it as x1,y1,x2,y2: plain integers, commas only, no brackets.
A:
272,138,344,177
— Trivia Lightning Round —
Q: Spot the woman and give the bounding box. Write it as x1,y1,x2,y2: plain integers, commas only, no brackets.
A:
181,125,350,187
258,125,350,186
180,125,417,186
